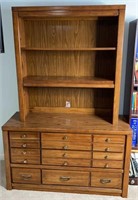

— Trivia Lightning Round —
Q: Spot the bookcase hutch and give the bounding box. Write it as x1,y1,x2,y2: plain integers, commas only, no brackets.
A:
2,5,132,197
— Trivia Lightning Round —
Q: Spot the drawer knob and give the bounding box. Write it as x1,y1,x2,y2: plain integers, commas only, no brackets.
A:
105,138,110,142
104,164,109,168
100,179,111,184
23,159,28,164
63,146,68,150
60,176,70,181
21,134,27,138
104,155,108,159
63,161,68,166
62,153,66,157
105,148,110,152
63,135,68,140
21,174,32,180
22,151,27,155
22,143,27,148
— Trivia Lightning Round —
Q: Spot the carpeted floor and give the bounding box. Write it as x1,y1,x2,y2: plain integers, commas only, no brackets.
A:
0,160,138,200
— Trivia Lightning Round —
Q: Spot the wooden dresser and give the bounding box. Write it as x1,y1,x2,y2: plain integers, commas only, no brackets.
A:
2,5,132,197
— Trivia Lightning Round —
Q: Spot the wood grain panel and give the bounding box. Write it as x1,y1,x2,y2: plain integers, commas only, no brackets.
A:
26,51,95,77
24,19,97,48
93,152,124,160
93,143,124,152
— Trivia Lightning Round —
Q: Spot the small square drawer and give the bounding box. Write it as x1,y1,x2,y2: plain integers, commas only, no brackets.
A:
92,160,123,169
93,143,124,152
91,172,122,189
42,170,90,186
93,152,124,160
12,168,41,184
9,132,40,140
10,140,40,148
93,135,125,144
11,148,40,164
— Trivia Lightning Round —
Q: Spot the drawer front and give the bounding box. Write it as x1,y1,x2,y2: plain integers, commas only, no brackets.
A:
42,140,91,150
11,149,40,164
93,143,124,152
10,140,40,148
42,133,91,143
12,168,41,184
42,170,89,186
91,172,122,189
9,132,40,140
93,152,124,160
42,158,91,167
92,160,123,169
93,135,125,144
42,150,91,159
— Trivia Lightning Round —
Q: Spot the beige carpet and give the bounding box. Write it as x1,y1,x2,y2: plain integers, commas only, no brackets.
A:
0,160,138,200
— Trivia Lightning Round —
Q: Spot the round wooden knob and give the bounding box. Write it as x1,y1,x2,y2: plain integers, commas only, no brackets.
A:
22,151,27,155
63,146,68,150
63,161,68,166
104,155,108,159
22,143,27,148
105,138,110,142
62,153,66,157
104,164,109,168
105,148,110,152
21,134,27,138
63,135,68,140
23,159,28,164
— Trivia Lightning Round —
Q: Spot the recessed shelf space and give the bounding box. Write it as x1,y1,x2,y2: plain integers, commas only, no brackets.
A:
23,76,115,88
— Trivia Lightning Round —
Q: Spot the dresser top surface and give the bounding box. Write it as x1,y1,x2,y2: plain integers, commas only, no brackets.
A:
2,112,131,134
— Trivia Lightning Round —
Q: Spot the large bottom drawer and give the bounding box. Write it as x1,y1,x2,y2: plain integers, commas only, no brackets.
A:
42,170,90,186
91,172,122,189
12,168,41,184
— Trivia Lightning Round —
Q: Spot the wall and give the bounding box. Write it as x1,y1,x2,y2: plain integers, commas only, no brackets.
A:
0,0,138,159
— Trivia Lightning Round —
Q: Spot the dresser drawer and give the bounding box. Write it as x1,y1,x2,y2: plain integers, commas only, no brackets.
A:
42,150,91,159
92,160,123,169
11,148,40,164
91,172,122,189
9,132,40,140
12,168,41,184
10,140,40,148
93,152,124,160
93,143,124,152
42,158,91,167
42,133,91,143
93,135,125,144
42,140,91,150
42,170,90,186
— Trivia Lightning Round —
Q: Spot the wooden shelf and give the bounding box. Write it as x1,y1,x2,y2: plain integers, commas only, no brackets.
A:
23,76,115,88
21,47,116,51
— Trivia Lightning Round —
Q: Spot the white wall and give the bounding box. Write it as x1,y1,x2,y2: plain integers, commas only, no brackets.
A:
0,0,138,159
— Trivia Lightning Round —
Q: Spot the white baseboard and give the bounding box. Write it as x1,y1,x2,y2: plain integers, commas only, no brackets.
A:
0,154,4,160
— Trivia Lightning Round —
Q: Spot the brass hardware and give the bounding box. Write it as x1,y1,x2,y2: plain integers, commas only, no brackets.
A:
23,159,28,164
60,176,70,181
104,164,109,168
105,148,110,152
22,151,27,155
100,179,111,184
63,146,68,150
21,174,32,180
104,155,108,159
62,153,66,157
105,138,110,142
22,143,27,148
21,134,27,138
63,161,68,166
63,135,68,140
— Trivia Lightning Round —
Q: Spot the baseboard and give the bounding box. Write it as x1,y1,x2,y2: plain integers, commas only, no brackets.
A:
0,154,4,160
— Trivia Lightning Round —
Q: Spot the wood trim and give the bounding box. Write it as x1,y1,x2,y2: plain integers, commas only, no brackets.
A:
113,9,125,125
12,12,29,121
2,131,12,190
122,134,132,197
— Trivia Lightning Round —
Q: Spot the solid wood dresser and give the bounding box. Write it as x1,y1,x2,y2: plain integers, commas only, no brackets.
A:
2,113,131,197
